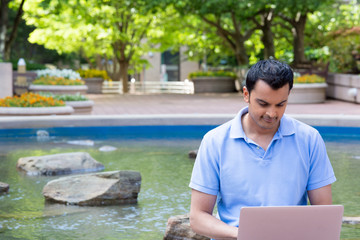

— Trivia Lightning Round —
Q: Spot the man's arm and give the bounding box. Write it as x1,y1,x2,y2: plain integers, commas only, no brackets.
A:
189,189,238,240
307,184,332,205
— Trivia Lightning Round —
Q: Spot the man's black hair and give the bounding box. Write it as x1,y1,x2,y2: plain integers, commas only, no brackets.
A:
245,59,293,94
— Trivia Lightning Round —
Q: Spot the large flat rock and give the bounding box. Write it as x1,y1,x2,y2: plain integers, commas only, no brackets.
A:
42,170,141,206
17,152,104,176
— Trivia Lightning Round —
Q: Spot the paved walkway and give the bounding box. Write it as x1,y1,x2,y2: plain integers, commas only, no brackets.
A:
2,93,360,129
87,93,360,116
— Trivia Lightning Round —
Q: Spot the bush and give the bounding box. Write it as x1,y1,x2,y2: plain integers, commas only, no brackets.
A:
77,69,110,80
294,74,325,84
188,70,237,79
38,92,88,101
33,76,85,85
0,92,65,107
36,69,81,80
11,60,47,71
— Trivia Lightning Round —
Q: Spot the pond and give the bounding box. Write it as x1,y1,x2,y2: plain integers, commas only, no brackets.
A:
0,126,359,239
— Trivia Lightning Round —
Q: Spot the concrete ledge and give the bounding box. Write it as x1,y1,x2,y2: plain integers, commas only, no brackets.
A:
0,106,74,116
29,84,88,95
0,114,359,129
290,114,360,127
326,73,360,103
288,83,327,104
65,100,94,114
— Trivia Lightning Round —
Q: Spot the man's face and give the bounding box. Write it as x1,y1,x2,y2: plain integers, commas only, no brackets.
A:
243,79,290,131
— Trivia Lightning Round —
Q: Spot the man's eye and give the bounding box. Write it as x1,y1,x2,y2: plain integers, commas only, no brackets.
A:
259,102,267,106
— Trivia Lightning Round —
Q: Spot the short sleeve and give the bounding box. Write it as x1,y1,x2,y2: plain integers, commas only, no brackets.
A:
307,131,336,190
189,132,220,196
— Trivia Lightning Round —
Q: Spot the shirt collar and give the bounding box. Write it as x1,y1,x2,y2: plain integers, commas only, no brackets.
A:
229,107,295,139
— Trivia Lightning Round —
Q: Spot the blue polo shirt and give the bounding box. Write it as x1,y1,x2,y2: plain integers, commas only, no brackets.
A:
189,107,336,227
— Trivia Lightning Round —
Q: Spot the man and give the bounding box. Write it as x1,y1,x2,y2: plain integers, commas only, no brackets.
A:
189,59,336,239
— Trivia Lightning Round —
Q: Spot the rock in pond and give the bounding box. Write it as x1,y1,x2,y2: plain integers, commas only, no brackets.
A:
188,149,198,159
16,152,104,176
42,170,141,206
99,145,117,152
164,214,209,240
0,182,9,194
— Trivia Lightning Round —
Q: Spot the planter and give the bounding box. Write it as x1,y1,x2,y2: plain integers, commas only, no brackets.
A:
65,100,94,114
326,73,360,103
29,85,88,95
83,78,104,94
190,76,236,93
0,106,74,116
288,83,328,104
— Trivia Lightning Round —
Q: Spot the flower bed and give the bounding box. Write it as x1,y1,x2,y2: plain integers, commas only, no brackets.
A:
30,69,88,95
294,74,326,84
0,93,73,116
0,92,65,107
39,93,94,114
77,69,109,94
288,74,328,104
189,71,237,93
33,76,85,86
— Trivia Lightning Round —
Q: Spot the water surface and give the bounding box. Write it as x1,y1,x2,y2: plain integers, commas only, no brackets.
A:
0,128,359,239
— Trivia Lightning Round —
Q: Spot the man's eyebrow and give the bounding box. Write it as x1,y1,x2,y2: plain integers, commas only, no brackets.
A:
256,98,268,104
256,98,287,105
276,100,288,105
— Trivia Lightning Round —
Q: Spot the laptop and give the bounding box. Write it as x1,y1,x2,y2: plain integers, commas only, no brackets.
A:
237,205,344,240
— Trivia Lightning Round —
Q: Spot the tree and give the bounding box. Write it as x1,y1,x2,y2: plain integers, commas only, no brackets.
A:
306,0,360,72
0,0,26,61
24,0,162,93
172,0,264,66
276,0,336,66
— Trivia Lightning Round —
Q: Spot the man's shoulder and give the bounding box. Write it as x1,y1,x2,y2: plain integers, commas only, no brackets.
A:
282,114,320,136
204,119,233,139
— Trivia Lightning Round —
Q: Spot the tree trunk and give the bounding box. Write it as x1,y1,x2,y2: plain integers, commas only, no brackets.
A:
235,42,249,66
0,0,9,61
261,13,275,59
4,0,25,61
119,60,129,93
292,14,307,66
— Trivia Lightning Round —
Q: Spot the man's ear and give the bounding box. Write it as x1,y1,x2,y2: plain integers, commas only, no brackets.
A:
243,86,250,103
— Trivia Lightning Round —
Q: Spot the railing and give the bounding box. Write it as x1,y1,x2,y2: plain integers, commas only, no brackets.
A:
102,81,123,94
102,81,194,94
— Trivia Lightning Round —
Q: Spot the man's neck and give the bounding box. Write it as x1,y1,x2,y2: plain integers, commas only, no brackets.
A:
241,113,279,150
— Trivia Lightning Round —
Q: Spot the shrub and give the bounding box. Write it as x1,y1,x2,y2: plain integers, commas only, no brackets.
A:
11,60,47,71
38,92,88,101
0,93,65,107
294,74,325,84
33,76,85,85
188,70,237,79
77,69,110,80
36,69,81,80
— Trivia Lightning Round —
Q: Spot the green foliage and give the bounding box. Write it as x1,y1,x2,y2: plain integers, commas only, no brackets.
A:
23,0,164,81
188,70,237,79
77,69,109,79
38,92,88,101
11,59,47,71
20,0,360,74
305,1,360,72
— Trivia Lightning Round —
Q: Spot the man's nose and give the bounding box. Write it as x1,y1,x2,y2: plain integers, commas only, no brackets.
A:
266,108,277,118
